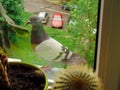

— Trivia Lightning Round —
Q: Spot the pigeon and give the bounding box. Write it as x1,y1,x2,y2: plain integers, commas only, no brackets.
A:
27,15,86,65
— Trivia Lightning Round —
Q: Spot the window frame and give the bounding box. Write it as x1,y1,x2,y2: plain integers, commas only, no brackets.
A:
96,0,120,89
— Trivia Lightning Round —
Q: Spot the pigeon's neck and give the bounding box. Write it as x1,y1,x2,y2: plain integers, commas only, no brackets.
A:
31,23,49,45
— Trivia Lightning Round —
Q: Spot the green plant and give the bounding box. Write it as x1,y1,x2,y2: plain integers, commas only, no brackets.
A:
0,0,24,25
0,0,26,45
67,0,98,67
0,2,29,53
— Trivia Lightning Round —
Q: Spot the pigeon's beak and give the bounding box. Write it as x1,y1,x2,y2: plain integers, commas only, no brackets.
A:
26,20,31,25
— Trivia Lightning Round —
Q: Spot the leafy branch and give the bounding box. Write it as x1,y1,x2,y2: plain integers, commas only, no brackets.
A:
0,2,29,53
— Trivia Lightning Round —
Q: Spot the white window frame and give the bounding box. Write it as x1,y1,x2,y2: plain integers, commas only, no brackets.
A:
96,0,120,89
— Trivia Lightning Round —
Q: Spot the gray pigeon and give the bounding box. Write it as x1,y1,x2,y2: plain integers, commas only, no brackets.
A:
27,15,86,65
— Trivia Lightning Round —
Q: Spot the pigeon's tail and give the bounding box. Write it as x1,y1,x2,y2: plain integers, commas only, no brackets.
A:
53,45,86,65
52,45,73,61
61,53,86,65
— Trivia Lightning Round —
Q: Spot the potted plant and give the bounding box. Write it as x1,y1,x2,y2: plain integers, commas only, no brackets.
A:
0,3,48,89
0,54,48,90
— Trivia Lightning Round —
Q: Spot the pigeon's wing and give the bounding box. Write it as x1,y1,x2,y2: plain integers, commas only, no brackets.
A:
35,38,66,61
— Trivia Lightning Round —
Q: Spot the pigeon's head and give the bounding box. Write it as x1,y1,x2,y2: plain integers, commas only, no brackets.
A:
26,15,41,25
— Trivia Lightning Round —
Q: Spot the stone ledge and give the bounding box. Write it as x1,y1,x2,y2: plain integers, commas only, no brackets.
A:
8,58,22,62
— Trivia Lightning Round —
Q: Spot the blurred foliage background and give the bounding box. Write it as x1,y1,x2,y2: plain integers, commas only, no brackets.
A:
0,0,98,68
